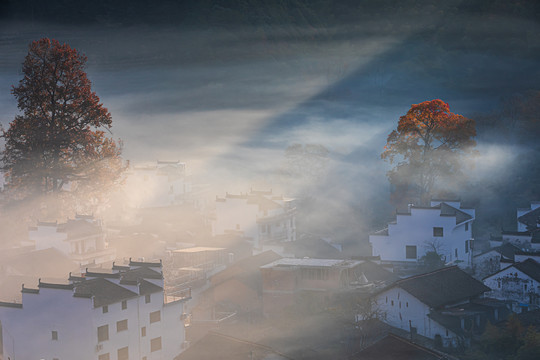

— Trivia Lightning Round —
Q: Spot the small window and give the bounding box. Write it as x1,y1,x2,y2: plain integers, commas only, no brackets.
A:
145,294,151,304
121,300,127,310
455,248,458,259
525,284,528,291
117,347,129,360
399,301,401,309
406,302,408,307
52,330,58,340
150,310,161,323
465,223,469,231
98,354,110,360
141,326,147,337
97,325,109,342
117,319,128,332
386,296,388,303
465,240,469,253
102,305,108,314
433,227,444,237
405,245,417,259
391,300,394,306
151,337,162,352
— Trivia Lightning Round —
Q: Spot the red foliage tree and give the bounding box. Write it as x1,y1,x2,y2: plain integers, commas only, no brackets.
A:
382,99,476,205
2,38,123,202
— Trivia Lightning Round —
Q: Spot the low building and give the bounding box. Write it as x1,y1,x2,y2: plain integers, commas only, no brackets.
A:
473,243,521,279
372,266,501,347
483,258,540,313
261,258,365,316
370,200,475,270
213,190,296,249
0,260,190,360
28,214,116,266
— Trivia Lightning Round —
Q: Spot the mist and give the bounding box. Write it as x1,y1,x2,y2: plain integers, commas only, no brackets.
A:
1,1,540,358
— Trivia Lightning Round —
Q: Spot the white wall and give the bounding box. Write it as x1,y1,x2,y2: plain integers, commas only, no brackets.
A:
374,287,459,345
483,266,540,312
370,206,473,268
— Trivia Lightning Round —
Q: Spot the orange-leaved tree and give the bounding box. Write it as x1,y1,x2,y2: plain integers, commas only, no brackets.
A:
381,99,476,205
2,38,124,209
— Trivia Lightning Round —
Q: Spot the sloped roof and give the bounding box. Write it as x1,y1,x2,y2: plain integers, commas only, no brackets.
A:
351,333,447,360
494,243,521,261
120,266,163,282
439,202,472,224
74,278,138,307
390,266,489,308
514,259,540,282
1,248,79,278
59,218,102,239
518,206,540,229
211,250,281,288
139,279,163,295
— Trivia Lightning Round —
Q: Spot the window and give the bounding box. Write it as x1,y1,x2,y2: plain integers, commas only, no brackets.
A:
455,248,458,259
145,294,151,304
385,296,388,303
98,354,110,360
117,347,129,360
405,245,417,259
97,325,109,342
102,305,108,314
150,311,161,323
465,223,469,231
391,300,394,306
399,301,401,309
141,326,147,337
151,337,162,352
121,300,127,310
433,227,444,237
406,302,408,307
117,319,128,332
52,330,58,340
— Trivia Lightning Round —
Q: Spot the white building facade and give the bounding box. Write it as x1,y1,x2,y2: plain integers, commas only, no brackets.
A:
483,259,540,313
0,260,190,360
28,215,116,266
370,200,475,269
212,190,296,249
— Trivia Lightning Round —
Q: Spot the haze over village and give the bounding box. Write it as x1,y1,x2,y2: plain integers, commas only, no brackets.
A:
1,1,540,359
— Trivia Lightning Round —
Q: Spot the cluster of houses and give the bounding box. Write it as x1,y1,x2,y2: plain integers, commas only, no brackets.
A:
1,162,540,358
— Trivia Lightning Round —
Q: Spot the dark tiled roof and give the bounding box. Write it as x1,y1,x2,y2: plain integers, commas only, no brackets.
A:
351,333,447,360
518,207,540,229
392,267,489,308
439,202,472,224
139,279,163,295
514,259,540,282
121,267,163,282
494,243,521,261
74,278,138,307
59,219,102,239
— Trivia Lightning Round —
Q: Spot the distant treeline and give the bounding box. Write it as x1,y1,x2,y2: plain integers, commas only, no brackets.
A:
2,0,540,27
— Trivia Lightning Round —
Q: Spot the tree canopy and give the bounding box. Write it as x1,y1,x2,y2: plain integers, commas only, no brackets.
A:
382,99,476,205
2,38,123,206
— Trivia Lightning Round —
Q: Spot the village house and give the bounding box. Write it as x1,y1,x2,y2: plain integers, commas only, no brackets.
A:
372,266,506,347
473,243,521,279
483,258,540,313
0,259,190,360
494,202,540,250
212,190,296,250
370,200,475,270
28,214,116,266
260,258,366,316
